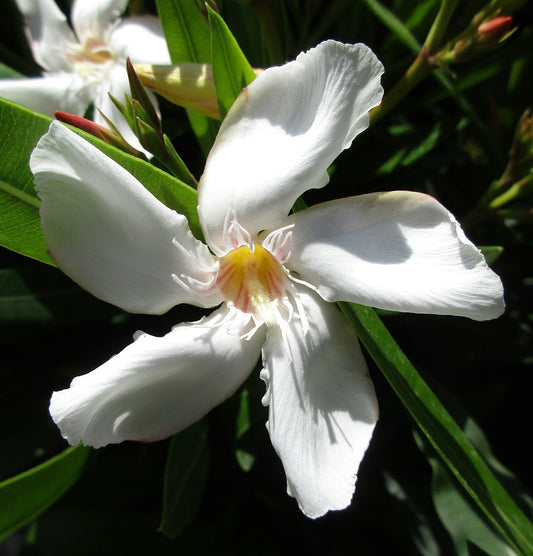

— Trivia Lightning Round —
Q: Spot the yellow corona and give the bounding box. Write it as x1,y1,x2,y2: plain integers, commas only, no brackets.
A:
216,244,287,319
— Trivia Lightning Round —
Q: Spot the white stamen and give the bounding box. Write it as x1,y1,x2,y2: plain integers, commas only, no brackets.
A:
220,208,254,251
172,237,218,273
262,224,294,262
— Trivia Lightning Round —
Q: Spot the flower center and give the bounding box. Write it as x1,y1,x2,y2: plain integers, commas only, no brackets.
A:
68,38,114,78
216,243,288,319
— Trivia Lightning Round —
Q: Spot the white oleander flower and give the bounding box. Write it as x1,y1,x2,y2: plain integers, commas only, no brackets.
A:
0,0,170,151
29,41,505,518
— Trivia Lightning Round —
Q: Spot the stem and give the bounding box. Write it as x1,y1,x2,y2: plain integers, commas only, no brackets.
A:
370,53,432,124
370,0,459,124
489,174,533,208
423,0,460,54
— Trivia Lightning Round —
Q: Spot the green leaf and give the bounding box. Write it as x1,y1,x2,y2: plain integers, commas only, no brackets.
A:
0,445,90,542
338,301,533,555
362,0,421,54
429,460,517,556
234,388,255,472
156,0,211,64
415,419,533,556
159,420,209,539
0,62,23,78
0,98,201,264
155,0,219,154
0,99,53,265
480,246,504,266
207,6,257,119
0,265,117,325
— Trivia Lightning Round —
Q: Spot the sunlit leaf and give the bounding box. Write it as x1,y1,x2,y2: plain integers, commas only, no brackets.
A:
207,6,257,119
0,445,90,542
339,302,533,555
155,0,219,153
480,246,504,266
0,98,201,264
362,0,420,54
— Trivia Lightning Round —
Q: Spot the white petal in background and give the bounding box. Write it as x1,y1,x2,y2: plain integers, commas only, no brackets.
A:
50,307,265,449
286,192,505,321
198,40,384,250
15,0,77,72
71,0,128,43
261,287,378,518
0,74,89,117
31,122,221,314
110,16,171,63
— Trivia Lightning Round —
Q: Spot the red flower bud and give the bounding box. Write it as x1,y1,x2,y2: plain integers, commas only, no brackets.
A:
477,16,513,44
54,111,146,159
54,111,110,142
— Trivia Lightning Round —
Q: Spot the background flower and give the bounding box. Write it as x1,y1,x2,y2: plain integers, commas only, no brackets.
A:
0,0,170,151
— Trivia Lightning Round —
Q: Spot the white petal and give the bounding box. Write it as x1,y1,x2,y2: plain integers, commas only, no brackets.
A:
110,16,171,63
50,306,265,448
198,40,384,250
0,74,89,117
285,192,505,320
15,0,78,72
31,121,221,314
261,287,378,518
71,0,127,42
92,64,157,157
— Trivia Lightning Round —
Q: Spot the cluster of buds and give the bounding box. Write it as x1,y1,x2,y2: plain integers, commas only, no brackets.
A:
54,60,200,187
110,60,198,187
500,108,533,189
438,16,514,64
470,108,533,218
436,0,525,64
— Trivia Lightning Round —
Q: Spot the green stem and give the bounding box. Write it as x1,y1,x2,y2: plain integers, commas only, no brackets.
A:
423,0,460,54
489,174,533,208
370,0,459,124
370,53,432,124
0,180,40,209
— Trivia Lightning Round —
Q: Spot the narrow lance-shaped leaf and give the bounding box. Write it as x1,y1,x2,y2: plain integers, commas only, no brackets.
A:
0,445,90,542
207,6,257,119
413,423,533,556
155,0,219,154
159,420,210,539
0,98,202,265
339,301,533,555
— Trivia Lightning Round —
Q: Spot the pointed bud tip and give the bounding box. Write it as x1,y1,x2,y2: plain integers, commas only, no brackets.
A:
477,16,514,44
54,111,107,140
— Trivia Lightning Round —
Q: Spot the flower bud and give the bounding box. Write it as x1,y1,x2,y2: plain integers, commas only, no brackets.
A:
54,111,146,159
133,63,221,120
476,16,513,44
